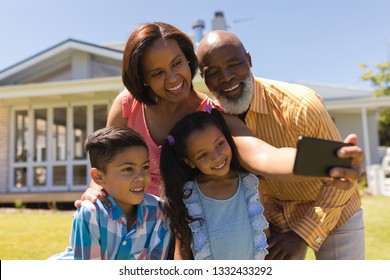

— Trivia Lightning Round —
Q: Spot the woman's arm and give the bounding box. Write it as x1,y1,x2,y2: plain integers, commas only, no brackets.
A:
74,180,110,208
106,91,128,127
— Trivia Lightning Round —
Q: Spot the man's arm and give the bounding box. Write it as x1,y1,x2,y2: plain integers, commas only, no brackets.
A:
266,224,308,260
222,112,362,182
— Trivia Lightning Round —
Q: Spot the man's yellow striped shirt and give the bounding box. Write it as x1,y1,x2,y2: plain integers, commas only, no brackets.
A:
245,77,361,251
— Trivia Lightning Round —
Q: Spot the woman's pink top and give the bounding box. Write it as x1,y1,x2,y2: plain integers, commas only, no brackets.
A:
121,89,216,197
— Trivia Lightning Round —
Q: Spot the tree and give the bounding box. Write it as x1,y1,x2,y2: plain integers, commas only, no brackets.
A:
360,62,390,145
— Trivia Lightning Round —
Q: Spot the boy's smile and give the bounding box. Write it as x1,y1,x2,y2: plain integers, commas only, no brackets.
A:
98,146,151,216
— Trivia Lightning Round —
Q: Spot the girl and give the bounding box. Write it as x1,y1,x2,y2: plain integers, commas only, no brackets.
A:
160,107,269,260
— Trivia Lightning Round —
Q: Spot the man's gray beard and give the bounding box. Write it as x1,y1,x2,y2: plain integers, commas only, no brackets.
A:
216,76,254,115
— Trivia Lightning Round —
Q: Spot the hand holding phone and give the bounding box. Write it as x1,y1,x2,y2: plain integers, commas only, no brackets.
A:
293,136,353,177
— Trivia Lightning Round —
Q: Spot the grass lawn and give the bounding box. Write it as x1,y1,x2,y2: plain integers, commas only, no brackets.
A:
0,209,74,260
305,194,390,260
1,194,389,260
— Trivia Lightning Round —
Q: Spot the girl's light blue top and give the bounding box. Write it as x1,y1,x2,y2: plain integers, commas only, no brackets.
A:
183,172,269,260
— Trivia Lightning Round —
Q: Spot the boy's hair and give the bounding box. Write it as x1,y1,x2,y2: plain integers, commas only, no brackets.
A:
160,108,243,251
85,126,148,172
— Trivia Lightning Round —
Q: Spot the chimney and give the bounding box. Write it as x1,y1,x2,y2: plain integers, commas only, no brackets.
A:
212,11,227,30
192,19,205,48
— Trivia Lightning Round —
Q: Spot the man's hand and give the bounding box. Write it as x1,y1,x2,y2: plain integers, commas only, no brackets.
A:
329,134,364,182
265,224,308,260
73,183,111,208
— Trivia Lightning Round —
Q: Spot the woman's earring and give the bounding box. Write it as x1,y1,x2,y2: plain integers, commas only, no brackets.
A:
143,83,148,87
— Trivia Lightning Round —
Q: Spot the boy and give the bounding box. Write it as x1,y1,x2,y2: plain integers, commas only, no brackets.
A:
51,126,170,260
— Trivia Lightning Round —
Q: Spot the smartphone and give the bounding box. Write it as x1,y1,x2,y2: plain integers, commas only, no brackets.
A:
293,136,353,177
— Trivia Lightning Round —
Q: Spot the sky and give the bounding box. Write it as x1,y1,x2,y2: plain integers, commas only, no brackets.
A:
0,0,389,90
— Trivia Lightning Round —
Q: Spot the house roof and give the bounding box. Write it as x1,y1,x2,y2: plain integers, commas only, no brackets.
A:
0,38,374,103
296,80,373,101
0,39,123,84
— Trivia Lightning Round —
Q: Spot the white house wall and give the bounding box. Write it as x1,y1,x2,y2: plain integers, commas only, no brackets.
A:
71,51,92,80
0,105,10,193
91,59,122,78
331,111,380,165
27,56,122,85
30,65,72,84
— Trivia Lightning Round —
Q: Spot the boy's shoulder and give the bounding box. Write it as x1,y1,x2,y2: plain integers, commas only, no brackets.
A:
141,194,168,220
77,199,110,216
142,193,162,207
79,199,98,211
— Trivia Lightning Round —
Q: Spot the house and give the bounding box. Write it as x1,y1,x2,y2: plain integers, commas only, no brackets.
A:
0,39,124,204
298,81,387,166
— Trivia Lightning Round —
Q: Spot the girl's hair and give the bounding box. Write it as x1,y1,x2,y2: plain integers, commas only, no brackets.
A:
122,22,198,105
160,108,243,250
85,126,148,173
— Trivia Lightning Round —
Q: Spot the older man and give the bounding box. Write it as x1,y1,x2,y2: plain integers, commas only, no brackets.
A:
196,30,365,260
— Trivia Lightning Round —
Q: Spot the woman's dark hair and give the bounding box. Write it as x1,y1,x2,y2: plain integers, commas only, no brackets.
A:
160,108,243,251
85,126,148,173
122,22,198,105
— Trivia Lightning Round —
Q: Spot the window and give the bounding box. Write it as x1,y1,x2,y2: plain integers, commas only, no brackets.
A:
14,110,28,163
10,102,108,192
53,107,67,161
34,109,47,162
